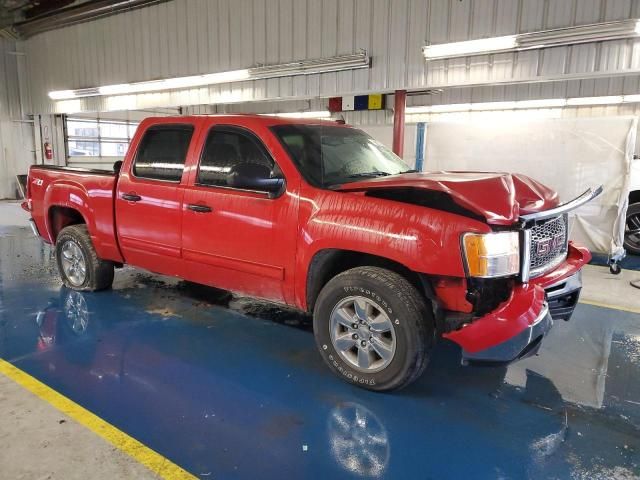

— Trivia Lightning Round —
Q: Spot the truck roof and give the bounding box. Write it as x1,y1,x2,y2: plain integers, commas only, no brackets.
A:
140,114,345,128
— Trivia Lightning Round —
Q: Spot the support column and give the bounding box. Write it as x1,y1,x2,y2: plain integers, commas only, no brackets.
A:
392,90,406,158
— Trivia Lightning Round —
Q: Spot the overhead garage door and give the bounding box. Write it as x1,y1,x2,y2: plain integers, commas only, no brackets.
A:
66,116,139,171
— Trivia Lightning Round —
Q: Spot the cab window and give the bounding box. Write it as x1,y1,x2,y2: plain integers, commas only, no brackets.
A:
133,125,194,182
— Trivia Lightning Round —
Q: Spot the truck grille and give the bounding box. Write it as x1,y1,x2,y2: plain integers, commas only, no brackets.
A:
529,214,568,277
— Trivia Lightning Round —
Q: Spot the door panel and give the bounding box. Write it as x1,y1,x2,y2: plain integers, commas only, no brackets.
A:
181,125,297,302
116,179,184,258
182,188,294,301
115,124,194,276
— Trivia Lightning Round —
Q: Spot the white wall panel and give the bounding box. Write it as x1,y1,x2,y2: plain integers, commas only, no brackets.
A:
19,0,640,114
0,40,35,199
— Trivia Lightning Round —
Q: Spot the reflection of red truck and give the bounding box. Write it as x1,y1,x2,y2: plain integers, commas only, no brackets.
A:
22,115,599,391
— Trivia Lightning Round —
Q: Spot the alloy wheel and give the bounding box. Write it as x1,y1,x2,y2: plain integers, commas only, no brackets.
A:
60,240,87,287
329,296,396,373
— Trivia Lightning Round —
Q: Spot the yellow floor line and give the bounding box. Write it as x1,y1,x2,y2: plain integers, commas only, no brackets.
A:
0,358,196,480
579,299,640,315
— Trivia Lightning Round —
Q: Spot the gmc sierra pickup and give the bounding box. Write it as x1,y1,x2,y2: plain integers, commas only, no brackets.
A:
23,115,600,391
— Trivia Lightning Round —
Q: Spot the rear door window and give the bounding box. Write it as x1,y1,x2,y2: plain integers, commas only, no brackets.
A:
133,125,194,182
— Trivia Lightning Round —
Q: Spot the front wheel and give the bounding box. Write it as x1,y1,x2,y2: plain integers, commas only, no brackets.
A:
313,267,434,391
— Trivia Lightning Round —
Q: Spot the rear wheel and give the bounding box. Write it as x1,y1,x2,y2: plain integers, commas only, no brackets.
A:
56,225,114,291
624,203,640,255
313,266,434,391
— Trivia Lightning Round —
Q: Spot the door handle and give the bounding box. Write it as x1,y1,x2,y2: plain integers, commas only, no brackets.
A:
121,193,142,202
187,203,212,213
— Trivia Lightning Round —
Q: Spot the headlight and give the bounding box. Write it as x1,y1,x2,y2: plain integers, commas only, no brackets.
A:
462,231,520,278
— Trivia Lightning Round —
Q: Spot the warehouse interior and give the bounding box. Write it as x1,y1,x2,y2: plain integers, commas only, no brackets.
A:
0,0,639,478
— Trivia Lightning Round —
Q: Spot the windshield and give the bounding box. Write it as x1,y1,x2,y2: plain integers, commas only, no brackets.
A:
270,124,412,188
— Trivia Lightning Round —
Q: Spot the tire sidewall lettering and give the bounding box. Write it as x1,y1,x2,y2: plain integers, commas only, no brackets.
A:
328,353,376,385
342,285,396,320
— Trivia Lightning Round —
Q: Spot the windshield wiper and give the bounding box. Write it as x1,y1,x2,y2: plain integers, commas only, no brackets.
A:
346,171,391,179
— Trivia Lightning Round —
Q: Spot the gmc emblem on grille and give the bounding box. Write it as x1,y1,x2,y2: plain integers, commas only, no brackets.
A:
536,234,565,256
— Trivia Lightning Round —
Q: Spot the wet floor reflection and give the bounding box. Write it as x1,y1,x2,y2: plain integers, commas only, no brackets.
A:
0,226,638,479
328,403,389,477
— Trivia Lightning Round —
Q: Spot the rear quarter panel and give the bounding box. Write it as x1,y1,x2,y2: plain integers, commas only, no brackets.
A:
28,167,122,262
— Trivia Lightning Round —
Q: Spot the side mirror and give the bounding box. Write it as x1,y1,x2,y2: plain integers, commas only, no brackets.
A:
227,163,284,194
113,160,123,174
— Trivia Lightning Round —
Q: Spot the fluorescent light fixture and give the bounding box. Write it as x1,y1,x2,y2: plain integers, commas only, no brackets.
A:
422,109,564,121
470,101,517,111
405,94,640,115
430,103,471,113
263,111,331,119
96,70,252,96
49,53,370,100
423,35,516,60
566,95,624,106
49,90,77,100
514,98,567,109
423,19,640,60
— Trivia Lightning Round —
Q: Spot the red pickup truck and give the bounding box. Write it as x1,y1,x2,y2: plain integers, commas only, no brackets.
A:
23,115,600,391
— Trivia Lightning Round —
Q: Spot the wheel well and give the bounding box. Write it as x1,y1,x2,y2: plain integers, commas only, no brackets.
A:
306,249,427,312
48,206,86,242
629,190,640,206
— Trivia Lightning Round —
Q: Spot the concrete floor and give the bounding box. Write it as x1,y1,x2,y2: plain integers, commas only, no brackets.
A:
0,200,29,227
0,202,639,479
581,264,640,313
0,374,157,480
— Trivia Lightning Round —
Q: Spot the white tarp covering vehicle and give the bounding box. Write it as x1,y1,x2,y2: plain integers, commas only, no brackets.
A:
423,116,637,267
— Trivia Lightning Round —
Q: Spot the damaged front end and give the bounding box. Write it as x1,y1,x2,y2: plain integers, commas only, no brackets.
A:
446,283,552,363
443,186,601,364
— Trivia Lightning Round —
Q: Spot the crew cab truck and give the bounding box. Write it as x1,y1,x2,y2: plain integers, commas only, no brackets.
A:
23,115,599,391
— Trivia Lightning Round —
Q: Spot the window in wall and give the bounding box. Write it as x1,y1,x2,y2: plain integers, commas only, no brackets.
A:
198,127,275,187
65,117,140,159
132,125,194,182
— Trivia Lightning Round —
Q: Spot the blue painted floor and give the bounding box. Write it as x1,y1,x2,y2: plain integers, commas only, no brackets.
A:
1,226,639,479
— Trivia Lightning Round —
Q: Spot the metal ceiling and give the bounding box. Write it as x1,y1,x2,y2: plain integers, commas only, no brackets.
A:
0,0,168,37
0,0,76,30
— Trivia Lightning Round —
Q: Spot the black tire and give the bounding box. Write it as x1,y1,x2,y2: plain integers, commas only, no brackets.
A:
313,266,435,392
624,203,640,256
55,225,114,291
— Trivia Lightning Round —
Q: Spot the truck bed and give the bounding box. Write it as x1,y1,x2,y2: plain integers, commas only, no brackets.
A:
26,165,123,262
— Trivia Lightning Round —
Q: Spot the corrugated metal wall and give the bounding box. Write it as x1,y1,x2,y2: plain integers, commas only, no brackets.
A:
182,72,640,125
0,39,35,199
22,0,640,114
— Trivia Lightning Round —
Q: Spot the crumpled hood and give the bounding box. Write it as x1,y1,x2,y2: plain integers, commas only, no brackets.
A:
336,171,560,225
